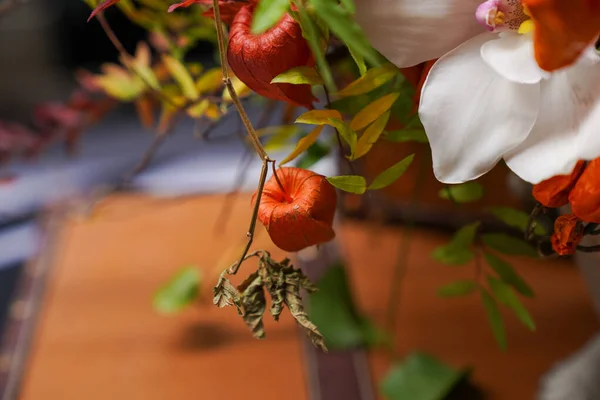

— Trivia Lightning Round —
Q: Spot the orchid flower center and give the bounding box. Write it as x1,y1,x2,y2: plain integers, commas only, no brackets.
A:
476,0,532,34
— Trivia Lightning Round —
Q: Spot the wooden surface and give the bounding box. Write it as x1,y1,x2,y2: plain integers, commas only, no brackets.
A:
20,194,600,400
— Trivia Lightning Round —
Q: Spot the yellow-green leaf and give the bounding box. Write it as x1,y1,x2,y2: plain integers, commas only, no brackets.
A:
352,110,390,160
186,99,210,118
296,109,343,125
255,125,298,138
163,55,199,100
122,42,160,91
327,175,367,194
337,63,398,97
271,66,323,85
264,126,303,152
350,93,400,131
327,118,357,153
280,125,325,165
368,154,414,190
196,67,223,94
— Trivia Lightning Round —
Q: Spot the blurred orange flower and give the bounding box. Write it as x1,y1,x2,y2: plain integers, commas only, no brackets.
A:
570,159,600,222
252,167,337,252
531,160,586,208
523,0,600,71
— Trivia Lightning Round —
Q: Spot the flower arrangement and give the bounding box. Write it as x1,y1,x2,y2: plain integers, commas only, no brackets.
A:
1,0,599,394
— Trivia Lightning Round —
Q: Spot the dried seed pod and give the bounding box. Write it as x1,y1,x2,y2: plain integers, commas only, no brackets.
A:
551,214,584,256
227,6,317,109
252,167,337,252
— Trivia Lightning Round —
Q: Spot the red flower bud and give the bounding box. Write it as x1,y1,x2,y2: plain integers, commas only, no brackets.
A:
551,214,584,256
570,158,600,222
252,167,337,252
532,160,586,208
227,6,317,109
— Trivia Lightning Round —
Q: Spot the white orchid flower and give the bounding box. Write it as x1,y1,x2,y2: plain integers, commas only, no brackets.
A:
355,0,600,184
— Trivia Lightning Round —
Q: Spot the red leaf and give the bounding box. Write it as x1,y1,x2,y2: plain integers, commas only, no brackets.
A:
88,0,121,21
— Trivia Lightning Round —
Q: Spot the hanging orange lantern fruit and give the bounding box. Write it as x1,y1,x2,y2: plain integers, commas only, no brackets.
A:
532,160,586,208
252,167,337,252
551,214,584,256
227,5,317,109
570,158,600,222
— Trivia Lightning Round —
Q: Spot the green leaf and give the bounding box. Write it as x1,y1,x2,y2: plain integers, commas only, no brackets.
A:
295,5,336,93
327,118,358,152
251,0,290,34
296,141,330,169
348,46,367,76
336,63,398,97
488,277,536,331
349,92,400,131
368,154,414,190
271,66,324,85
489,206,547,235
309,0,381,67
309,264,382,349
432,222,480,265
296,109,343,125
153,267,201,314
384,129,429,144
482,233,538,258
439,182,484,203
262,126,303,152
380,352,469,400
330,79,393,115
484,252,534,297
163,55,199,100
479,288,507,351
327,175,367,194
279,125,324,165
352,110,390,160
437,280,477,297
339,0,355,13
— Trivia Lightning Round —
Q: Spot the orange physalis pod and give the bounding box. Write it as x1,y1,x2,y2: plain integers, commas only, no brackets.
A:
570,158,600,222
551,214,584,256
227,6,317,109
531,160,586,208
252,167,337,252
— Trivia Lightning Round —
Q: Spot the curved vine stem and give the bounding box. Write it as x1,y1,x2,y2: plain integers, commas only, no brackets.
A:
212,0,270,162
211,0,274,274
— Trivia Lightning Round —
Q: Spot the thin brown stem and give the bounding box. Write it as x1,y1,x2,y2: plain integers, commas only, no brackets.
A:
271,161,291,201
117,134,169,190
229,160,270,275
211,0,269,162
385,153,427,341
96,12,186,110
323,85,356,175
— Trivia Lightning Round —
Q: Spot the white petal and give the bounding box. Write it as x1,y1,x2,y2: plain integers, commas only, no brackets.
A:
505,55,600,184
354,0,484,67
480,33,549,84
419,33,540,184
